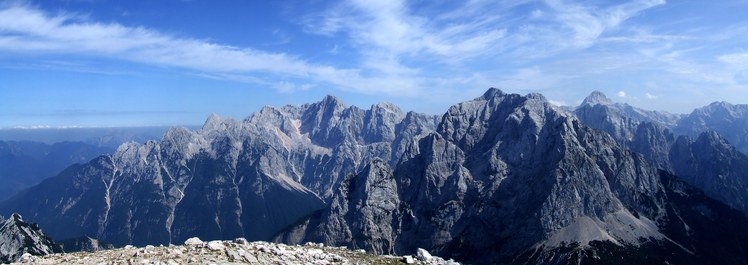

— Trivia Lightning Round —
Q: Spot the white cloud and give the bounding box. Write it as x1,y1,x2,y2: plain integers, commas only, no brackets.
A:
617,91,627,98
543,0,666,48
0,3,421,96
295,0,663,93
274,81,314,93
719,52,748,68
6,0,745,114
531,9,544,19
303,0,508,63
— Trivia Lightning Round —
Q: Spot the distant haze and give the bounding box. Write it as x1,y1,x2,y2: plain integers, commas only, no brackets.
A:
0,126,197,147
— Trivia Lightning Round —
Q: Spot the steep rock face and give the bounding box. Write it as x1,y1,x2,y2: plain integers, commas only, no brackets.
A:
670,131,748,214
575,91,680,144
5,89,748,264
575,92,748,216
0,96,437,247
249,97,437,199
0,213,62,263
515,173,748,265
275,159,400,254
279,89,675,264
279,89,748,264
675,101,748,155
393,89,667,263
0,125,326,246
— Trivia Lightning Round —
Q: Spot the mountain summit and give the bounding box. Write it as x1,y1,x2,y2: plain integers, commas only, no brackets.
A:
581,90,614,106
3,88,748,264
0,213,62,263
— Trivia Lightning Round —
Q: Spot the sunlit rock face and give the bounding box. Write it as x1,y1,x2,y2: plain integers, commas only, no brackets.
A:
0,213,62,263
575,91,748,216
4,89,748,265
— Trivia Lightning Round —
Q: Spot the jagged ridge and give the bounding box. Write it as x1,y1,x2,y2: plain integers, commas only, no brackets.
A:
0,213,62,263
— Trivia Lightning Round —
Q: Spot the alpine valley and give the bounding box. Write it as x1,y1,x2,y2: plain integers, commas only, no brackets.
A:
2,88,748,264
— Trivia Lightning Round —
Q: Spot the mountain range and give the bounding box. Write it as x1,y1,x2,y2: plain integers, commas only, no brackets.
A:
2,88,748,264
575,91,748,216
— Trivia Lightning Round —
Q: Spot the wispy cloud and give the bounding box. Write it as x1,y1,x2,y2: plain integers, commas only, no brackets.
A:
303,0,508,61
719,52,748,68
290,0,667,102
0,3,420,96
3,0,745,114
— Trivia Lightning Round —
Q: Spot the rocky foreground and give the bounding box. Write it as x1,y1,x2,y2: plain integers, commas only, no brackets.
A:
11,238,459,265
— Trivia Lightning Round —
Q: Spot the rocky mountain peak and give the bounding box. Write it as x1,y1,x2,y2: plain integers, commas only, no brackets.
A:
203,113,223,127
320,95,345,109
201,113,236,133
525,92,547,101
582,90,613,106
675,100,748,154
688,101,748,119
481,87,505,100
6,88,748,264
0,213,62,263
707,100,733,108
203,113,242,133
371,101,402,115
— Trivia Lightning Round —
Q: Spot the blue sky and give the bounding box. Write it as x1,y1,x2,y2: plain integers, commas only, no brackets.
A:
1,0,748,128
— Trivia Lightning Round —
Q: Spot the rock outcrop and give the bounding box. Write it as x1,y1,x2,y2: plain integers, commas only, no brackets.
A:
275,159,401,254
0,213,62,263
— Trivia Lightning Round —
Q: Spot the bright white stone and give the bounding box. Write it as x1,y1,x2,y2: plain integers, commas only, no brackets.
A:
416,248,433,261
184,237,203,245
207,240,225,251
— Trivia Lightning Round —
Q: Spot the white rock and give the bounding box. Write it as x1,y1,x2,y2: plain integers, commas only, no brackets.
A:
207,240,225,251
403,255,416,264
184,237,203,245
307,248,324,255
416,248,433,261
19,253,33,261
